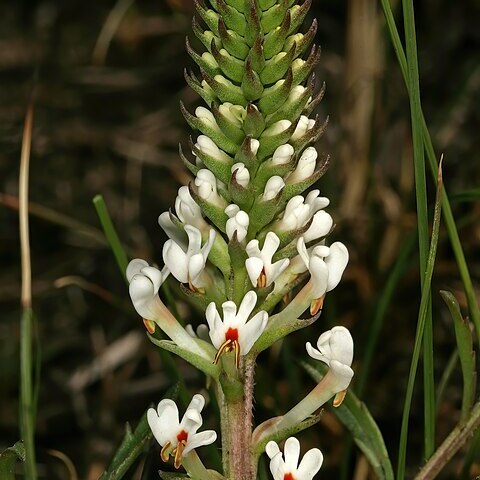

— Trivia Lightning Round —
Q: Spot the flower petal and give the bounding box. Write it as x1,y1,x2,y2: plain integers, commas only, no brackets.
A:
163,240,189,283
284,437,300,472
239,311,268,355
265,441,280,459
305,341,329,365
183,430,218,455
126,259,149,282
236,290,257,324
206,302,225,349
325,242,349,292
296,448,324,480
245,257,264,287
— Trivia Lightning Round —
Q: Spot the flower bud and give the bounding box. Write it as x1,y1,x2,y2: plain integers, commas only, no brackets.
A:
263,176,285,201
231,162,250,188
195,169,224,206
271,144,294,166
225,204,249,242
195,135,231,164
195,106,221,132
218,102,245,127
287,147,317,184
262,120,291,137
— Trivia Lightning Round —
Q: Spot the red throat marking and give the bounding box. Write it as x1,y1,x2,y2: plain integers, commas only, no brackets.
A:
177,430,188,443
225,327,239,342
284,474,295,480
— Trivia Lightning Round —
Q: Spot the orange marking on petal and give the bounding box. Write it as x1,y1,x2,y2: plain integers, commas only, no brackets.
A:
284,473,295,480
177,430,188,443
333,389,347,407
143,319,155,334
310,295,325,316
225,327,239,342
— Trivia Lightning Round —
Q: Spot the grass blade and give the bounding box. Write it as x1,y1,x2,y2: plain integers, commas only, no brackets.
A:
401,0,435,457
93,194,129,280
379,0,480,345
19,103,38,480
440,291,476,422
397,162,444,478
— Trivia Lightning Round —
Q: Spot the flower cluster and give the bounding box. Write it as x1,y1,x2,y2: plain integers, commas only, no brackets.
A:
125,0,355,478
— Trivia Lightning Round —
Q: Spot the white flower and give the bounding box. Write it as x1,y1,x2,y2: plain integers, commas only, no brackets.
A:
195,135,231,164
277,190,329,232
175,186,202,225
225,204,249,242
306,326,354,405
263,176,285,201
147,394,217,469
158,187,210,249
287,147,317,184
195,169,225,207
271,144,294,166
163,225,215,290
127,259,209,358
297,238,330,301
246,232,290,288
231,162,250,188
206,291,268,366
127,259,170,332
266,437,323,480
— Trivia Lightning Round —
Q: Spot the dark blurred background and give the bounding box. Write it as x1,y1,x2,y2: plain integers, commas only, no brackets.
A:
1,0,479,478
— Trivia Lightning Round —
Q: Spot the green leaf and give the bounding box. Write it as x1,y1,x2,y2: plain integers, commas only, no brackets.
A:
440,291,477,422
210,42,245,84
93,195,129,280
0,442,26,480
258,69,293,115
148,336,220,379
260,44,296,85
242,58,264,101
263,12,291,59
302,362,394,480
100,415,151,479
217,18,250,60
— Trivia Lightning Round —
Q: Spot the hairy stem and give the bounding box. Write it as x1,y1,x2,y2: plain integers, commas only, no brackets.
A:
221,357,256,480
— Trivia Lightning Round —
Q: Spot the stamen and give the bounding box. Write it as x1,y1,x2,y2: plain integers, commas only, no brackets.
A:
333,389,347,407
160,441,171,462
258,269,267,288
213,330,241,367
174,440,187,469
143,319,155,334
213,339,233,364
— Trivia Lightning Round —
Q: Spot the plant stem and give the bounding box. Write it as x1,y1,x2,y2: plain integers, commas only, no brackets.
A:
221,357,256,480
414,402,480,480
